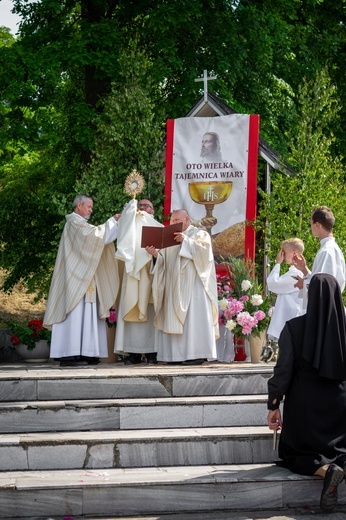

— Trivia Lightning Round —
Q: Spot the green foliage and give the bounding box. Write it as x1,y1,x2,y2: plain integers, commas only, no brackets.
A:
221,257,255,299
2,0,346,298
76,39,165,223
0,26,15,47
258,68,346,276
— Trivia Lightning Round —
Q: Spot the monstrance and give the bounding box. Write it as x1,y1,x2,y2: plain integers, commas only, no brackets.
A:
124,169,145,198
188,181,233,234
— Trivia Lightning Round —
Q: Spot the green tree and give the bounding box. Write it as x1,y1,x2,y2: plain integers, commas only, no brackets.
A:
2,0,346,295
75,40,165,223
259,68,346,276
0,26,15,47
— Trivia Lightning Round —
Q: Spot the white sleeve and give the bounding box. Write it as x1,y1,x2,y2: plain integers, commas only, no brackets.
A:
104,217,118,244
267,265,301,295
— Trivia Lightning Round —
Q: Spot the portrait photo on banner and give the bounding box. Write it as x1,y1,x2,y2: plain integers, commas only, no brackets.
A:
164,114,259,262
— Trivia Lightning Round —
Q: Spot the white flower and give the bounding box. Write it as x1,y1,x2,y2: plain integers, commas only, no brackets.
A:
225,319,237,331
241,280,252,291
251,294,263,306
219,298,229,310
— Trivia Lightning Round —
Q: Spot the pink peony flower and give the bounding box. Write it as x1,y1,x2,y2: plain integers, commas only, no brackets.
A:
226,298,244,317
236,311,258,335
254,310,266,321
108,310,117,323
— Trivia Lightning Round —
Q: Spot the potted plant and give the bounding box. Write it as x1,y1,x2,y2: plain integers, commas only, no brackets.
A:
7,319,51,362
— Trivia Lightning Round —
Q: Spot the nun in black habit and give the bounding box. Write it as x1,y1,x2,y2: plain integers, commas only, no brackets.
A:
267,273,346,512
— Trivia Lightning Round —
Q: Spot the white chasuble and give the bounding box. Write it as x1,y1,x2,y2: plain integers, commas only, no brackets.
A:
44,212,119,358
114,199,163,354
152,225,219,362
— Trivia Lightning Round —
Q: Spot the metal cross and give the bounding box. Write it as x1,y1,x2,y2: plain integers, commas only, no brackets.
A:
194,69,217,102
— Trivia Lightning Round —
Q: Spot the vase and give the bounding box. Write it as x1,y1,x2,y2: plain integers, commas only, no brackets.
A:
249,330,267,363
215,325,234,363
233,335,247,362
15,340,50,363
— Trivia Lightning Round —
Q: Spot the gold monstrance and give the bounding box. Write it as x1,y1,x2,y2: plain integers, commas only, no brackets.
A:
188,181,233,234
124,169,145,198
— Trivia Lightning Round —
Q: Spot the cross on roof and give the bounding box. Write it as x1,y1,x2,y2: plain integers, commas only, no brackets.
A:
194,69,217,102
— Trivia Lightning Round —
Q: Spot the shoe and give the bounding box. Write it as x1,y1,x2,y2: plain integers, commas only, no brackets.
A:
146,353,158,365
320,463,344,512
166,361,183,365
81,356,100,365
124,353,142,365
182,358,206,365
60,359,88,367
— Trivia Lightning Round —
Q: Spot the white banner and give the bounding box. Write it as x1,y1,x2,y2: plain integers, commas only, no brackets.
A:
166,114,258,259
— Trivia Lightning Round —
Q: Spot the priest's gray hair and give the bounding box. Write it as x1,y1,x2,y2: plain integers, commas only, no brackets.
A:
73,194,92,209
172,209,189,217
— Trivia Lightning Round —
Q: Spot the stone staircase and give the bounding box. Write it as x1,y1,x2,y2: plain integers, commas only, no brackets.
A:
0,361,345,519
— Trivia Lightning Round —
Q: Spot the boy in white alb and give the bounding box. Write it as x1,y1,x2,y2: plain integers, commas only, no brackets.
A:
293,206,346,309
267,238,305,341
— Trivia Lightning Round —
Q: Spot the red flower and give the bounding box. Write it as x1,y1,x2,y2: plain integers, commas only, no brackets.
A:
10,335,21,346
28,320,44,332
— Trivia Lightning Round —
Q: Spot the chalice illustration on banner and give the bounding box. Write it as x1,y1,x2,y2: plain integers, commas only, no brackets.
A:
188,181,233,234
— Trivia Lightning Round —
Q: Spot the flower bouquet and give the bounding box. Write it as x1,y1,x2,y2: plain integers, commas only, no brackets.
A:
217,257,272,339
8,319,51,351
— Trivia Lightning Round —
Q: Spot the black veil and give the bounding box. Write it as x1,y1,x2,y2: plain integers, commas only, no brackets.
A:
302,273,346,380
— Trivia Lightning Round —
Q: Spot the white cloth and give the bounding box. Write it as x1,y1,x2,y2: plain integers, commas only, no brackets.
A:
114,199,163,354
115,303,158,354
45,213,119,359
267,264,304,340
151,225,219,362
301,237,346,308
215,325,234,363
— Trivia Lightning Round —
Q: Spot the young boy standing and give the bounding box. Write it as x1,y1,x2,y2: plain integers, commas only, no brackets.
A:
267,238,305,341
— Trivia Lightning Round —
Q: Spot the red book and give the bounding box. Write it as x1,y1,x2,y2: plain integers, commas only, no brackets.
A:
141,222,183,249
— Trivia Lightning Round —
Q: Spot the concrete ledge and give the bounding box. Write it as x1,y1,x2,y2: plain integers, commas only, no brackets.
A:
0,426,278,470
0,362,273,401
0,395,268,433
0,464,344,518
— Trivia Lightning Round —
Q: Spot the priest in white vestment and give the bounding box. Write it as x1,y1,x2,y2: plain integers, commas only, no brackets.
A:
44,194,120,366
114,198,163,364
146,209,219,365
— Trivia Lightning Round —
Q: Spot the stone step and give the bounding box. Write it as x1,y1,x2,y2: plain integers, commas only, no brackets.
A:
0,426,279,471
0,394,268,433
0,464,344,519
0,362,273,401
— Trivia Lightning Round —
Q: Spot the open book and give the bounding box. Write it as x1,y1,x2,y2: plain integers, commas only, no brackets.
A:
141,222,183,249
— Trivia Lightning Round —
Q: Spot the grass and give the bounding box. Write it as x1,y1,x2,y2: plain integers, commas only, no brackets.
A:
0,270,46,327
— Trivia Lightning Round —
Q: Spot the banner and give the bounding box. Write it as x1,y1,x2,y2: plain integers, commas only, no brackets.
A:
164,114,260,261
